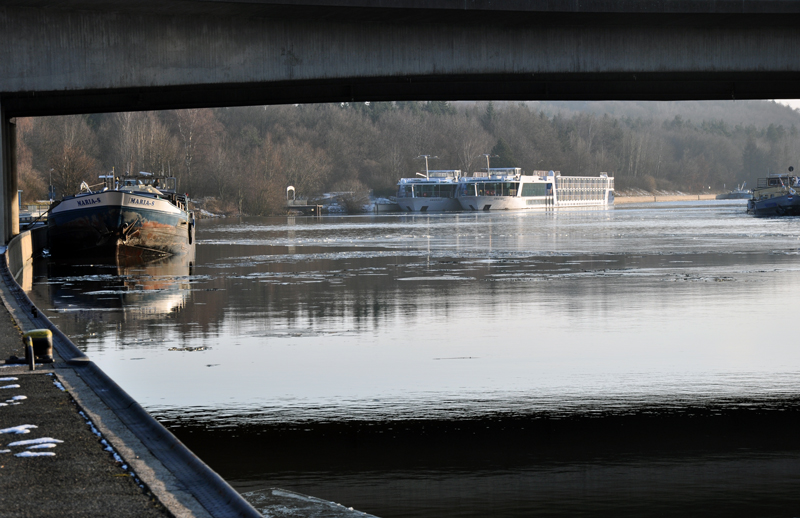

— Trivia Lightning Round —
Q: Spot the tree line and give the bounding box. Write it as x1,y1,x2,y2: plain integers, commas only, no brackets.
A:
15,101,800,214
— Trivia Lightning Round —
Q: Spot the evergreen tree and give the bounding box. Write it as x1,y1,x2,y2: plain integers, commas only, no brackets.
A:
490,138,517,168
423,101,456,116
482,101,496,131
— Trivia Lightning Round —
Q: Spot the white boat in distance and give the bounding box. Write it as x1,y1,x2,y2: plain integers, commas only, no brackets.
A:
396,169,463,212
457,168,614,211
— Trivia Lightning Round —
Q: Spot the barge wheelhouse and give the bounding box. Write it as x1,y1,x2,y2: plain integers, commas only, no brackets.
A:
747,171,800,216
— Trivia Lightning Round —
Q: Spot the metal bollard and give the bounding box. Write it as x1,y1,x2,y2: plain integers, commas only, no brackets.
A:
23,329,54,369
25,337,35,371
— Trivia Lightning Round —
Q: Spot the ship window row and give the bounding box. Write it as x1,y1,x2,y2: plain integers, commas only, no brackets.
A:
459,182,520,197
398,184,458,198
555,177,613,190
558,191,608,201
520,183,549,197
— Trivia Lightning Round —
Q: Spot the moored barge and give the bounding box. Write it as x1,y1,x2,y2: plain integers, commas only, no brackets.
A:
747,169,800,216
48,172,195,259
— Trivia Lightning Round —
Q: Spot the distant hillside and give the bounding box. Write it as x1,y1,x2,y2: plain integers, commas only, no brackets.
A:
452,100,800,128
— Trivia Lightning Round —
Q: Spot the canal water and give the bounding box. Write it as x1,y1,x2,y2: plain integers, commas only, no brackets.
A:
27,200,800,517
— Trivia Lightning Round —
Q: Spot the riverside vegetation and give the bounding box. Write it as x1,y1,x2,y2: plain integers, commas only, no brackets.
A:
15,100,800,215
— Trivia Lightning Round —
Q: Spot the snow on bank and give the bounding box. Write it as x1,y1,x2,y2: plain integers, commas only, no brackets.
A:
0,424,37,435
15,451,55,457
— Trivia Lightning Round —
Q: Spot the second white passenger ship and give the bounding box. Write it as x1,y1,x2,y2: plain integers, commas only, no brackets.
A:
457,168,614,211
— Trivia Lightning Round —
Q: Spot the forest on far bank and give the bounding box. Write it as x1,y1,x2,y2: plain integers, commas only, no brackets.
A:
15,99,800,215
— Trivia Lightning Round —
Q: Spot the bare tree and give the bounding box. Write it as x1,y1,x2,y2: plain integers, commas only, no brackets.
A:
15,118,47,202
34,115,100,196
175,109,221,194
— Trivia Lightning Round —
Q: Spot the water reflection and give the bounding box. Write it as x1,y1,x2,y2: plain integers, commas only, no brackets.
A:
29,253,195,351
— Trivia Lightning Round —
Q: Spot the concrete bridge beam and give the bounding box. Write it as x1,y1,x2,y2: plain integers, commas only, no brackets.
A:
2,4,800,116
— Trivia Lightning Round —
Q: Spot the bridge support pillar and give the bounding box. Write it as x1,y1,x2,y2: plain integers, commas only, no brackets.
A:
0,103,19,245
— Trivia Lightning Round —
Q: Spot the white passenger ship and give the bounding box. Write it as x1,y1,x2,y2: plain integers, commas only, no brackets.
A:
396,169,463,212
457,168,614,211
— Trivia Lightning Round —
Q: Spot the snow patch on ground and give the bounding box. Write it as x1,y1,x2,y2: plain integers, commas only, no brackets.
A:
2,395,27,407
5,437,64,458
8,437,64,447
0,424,37,434
0,377,18,381
15,451,55,457
1,384,21,389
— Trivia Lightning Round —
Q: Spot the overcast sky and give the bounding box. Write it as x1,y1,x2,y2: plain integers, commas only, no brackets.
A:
776,100,800,110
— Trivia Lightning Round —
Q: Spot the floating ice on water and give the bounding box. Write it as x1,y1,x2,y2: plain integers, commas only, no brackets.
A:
0,424,37,434
8,437,64,447
398,276,476,281
15,451,55,457
51,307,120,313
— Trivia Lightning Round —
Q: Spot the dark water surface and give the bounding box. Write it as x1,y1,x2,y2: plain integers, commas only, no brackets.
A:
28,201,800,517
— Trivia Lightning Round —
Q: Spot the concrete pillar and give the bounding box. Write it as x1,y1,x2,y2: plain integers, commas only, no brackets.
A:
0,102,6,245
0,103,19,244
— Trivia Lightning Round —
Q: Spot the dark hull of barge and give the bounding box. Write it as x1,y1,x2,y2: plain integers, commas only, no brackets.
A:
47,199,195,260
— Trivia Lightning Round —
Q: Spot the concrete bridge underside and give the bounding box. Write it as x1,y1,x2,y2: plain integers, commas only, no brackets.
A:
3,0,800,242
